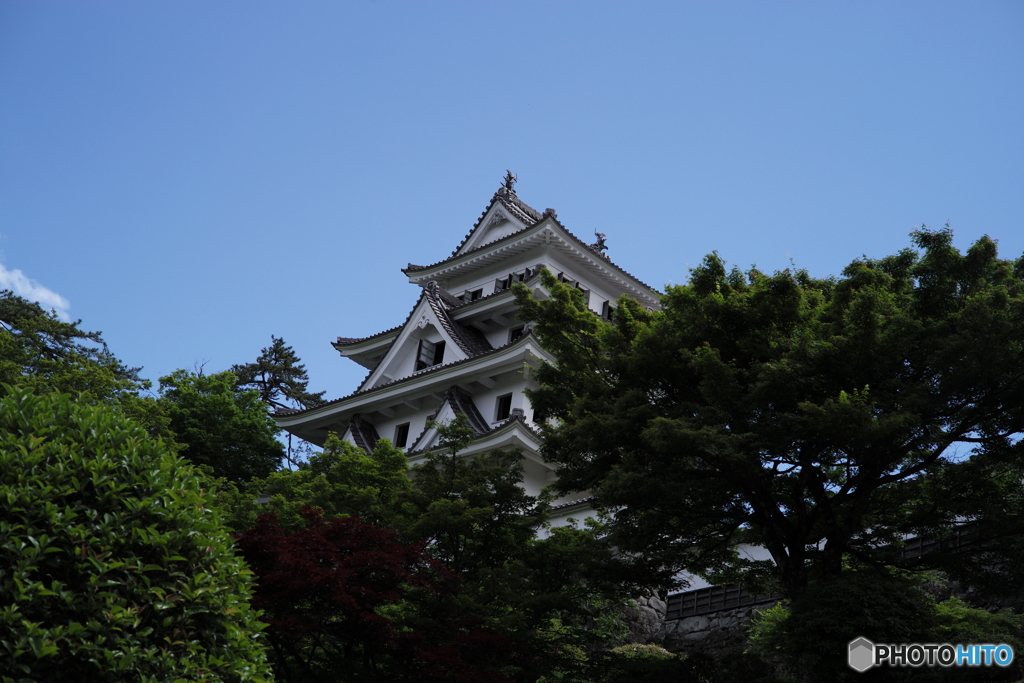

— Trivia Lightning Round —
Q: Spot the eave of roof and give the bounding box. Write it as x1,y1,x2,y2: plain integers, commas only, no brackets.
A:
406,411,545,457
549,496,596,512
274,330,548,425
333,324,402,350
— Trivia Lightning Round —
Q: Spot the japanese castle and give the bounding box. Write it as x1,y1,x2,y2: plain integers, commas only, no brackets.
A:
275,173,660,527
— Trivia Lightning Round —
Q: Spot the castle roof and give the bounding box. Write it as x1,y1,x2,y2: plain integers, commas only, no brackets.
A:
402,186,660,304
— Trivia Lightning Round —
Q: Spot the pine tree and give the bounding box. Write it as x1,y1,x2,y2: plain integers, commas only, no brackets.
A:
233,336,325,467
231,335,325,411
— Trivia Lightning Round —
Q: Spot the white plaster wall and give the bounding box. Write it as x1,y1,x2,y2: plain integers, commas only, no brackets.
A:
372,325,445,388
670,544,776,593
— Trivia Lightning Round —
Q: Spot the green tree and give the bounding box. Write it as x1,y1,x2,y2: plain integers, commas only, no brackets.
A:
231,336,324,411
749,571,1023,682
217,433,412,533
0,290,147,402
0,386,272,683
395,417,644,682
232,336,325,467
513,228,1024,602
159,369,285,482
216,416,642,682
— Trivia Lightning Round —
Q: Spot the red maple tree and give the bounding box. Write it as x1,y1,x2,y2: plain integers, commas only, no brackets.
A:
235,507,514,682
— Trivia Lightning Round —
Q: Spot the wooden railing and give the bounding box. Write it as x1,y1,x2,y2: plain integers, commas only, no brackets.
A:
665,584,780,620
666,523,990,620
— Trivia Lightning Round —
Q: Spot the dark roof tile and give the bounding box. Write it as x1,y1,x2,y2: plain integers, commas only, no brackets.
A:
425,281,493,357
405,389,541,456
404,386,492,454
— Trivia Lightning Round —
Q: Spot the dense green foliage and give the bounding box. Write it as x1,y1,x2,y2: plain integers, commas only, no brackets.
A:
216,416,642,682
515,228,1024,603
219,433,412,533
749,571,1024,682
0,387,273,683
0,290,147,403
159,369,285,481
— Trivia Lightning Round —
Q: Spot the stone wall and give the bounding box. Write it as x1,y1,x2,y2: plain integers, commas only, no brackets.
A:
622,593,668,644
656,601,780,656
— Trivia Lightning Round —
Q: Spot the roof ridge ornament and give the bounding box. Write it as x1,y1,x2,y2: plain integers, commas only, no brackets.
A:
499,169,517,197
590,231,610,259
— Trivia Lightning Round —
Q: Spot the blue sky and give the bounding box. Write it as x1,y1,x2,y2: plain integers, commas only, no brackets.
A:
2,1,1022,402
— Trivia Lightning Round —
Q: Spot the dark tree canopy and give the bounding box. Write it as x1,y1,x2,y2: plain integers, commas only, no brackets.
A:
515,228,1024,600
232,335,325,412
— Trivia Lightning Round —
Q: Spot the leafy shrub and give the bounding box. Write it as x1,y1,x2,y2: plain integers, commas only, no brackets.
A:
588,643,718,683
749,571,1024,682
0,387,272,683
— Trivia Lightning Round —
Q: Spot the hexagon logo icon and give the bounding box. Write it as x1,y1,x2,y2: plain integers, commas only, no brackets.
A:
848,637,875,672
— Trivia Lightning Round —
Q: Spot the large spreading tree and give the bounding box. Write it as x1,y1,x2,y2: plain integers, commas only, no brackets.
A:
514,228,1024,601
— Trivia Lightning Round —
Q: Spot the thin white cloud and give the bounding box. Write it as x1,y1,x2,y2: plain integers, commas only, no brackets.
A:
0,263,71,320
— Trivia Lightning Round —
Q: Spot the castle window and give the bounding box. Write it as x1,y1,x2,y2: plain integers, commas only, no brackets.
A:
495,393,513,421
394,423,410,448
509,326,525,343
601,300,616,321
415,339,446,371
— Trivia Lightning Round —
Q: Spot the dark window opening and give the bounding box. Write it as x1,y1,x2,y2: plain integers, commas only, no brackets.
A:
495,393,513,421
496,270,533,293
468,288,483,301
509,326,525,343
394,423,410,448
602,300,616,321
415,339,446,371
